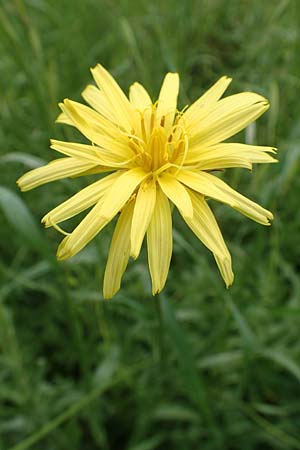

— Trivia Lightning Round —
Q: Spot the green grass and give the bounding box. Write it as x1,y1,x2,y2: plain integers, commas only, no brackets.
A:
1,0,300,449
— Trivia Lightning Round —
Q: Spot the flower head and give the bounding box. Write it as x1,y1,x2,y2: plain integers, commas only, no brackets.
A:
17,64,277,298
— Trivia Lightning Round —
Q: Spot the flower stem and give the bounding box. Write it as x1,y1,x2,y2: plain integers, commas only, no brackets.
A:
154,294,166,369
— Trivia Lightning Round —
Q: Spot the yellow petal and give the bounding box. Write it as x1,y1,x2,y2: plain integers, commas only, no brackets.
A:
158,173,193,218
184,143,277,168
70,166,113,178
103,201,135,299
100,167,148,220
81,84,117,123
17,158,97,192
50,140,104,164
196,156,253,170
147,188,172,295
60,99,124,143
188,92,269,147
214,253,234,288
56,197,108,260
129,82,152,111
50,140,135,168
56,111,74,126
130,178,156,259
42,172,119,227
185,189,234,287
91,64,135,131
177,170,273,225
182,76,232,125
156,73,179,133
182,188,232,265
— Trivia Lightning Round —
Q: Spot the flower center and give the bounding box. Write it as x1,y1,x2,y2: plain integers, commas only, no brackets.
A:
128,106,188,174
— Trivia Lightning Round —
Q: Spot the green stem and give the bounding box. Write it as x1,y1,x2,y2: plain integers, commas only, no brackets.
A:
154,294,165,368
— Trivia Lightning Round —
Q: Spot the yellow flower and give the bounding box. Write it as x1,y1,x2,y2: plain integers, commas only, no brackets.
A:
17,64,277,298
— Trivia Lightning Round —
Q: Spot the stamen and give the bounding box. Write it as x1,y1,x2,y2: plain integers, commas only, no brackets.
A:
48,217,71,236
176,104,189,117
171,123,185,136
107,154,141,167
173,133,189,175
166,141,174,160
140,114,147,143
150,104,156,133
153,162,172,177
125,133,145,146
128,135,146,157
129,139,143,155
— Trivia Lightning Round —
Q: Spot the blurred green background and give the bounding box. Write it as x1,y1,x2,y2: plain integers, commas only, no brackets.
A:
1,0,300,449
